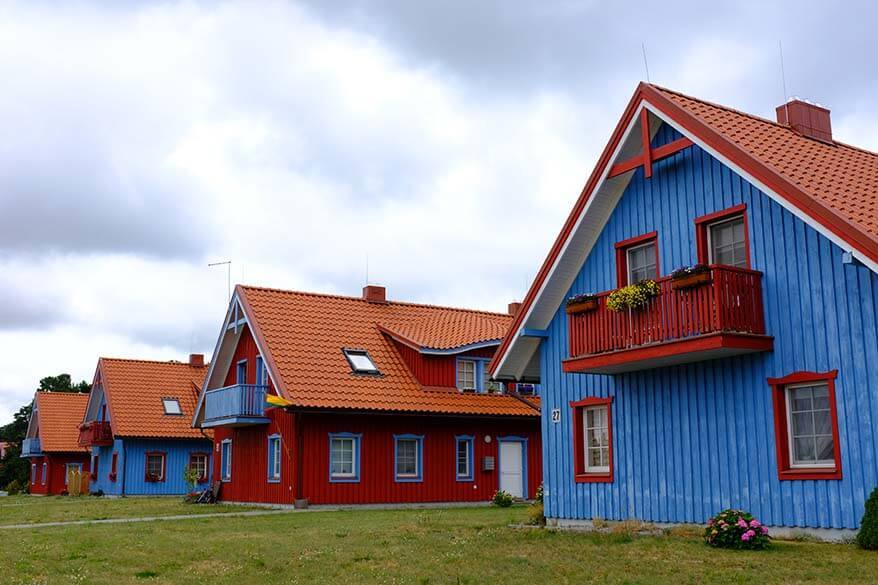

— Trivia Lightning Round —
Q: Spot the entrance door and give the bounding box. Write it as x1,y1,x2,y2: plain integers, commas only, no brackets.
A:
499,440,524,498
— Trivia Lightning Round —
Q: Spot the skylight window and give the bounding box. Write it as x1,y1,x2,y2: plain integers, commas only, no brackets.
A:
162,398,182,415
343,349,380,375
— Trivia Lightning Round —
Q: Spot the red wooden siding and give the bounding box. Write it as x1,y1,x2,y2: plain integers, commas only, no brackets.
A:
223,325,276,393
28,454,90,495
392,340,497,387
301,413,540,505
212,408,296,504
568,265,766,357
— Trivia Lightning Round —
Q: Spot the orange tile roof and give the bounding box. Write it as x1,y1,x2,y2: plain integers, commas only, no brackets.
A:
651,84,878,253
100,358,210,439
379,311,511,351
35,392,89,453
239,286,538,417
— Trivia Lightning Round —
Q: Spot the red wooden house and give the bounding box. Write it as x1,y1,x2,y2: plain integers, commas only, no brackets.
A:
192,284,541,505
22,391,90,495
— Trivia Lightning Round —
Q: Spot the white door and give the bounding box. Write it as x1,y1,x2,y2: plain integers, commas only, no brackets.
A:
499,441,524,498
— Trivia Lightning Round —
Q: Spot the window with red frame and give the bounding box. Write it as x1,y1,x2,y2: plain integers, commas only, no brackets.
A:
189,452,208,483
90,453,99,480
145,452,166,482
769,371,842,480
110,452,118,482
695,204,750,268
615,232,658,287
570,396,614,483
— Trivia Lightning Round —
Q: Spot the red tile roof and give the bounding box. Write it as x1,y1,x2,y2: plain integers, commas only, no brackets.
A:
651,85,878,246
238,286,538,417
34,392,89,453
378,311,511,351
100,358,210,439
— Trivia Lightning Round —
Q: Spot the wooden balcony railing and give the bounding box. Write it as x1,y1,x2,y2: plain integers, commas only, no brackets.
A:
203,384,269,426
568,265,766,359
78,421,113,447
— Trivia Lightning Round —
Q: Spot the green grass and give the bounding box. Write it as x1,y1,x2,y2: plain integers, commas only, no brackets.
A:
0,495,256,525
1,501,877,584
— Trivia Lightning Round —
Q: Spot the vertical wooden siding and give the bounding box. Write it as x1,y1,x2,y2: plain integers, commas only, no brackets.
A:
90,438,212,495
212,409,296,505
393,341,497,387
301,413,541,505
28,454,90,495
541,123,878,529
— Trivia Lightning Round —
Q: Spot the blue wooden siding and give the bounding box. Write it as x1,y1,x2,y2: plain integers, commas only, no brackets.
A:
90,438,212,495
541,122,878,529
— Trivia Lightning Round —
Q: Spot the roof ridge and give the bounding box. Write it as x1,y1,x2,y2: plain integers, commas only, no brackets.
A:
238,284,514,319
100,357,209,367
648,83,878,159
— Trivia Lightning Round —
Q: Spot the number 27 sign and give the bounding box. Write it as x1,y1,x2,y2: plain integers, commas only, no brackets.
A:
551,408,561,423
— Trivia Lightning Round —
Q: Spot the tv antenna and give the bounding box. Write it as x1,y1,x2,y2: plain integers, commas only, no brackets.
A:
779,40,790,120
641,43,651,83
208,260,232,301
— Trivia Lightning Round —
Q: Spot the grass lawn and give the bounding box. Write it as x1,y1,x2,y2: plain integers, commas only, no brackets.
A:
0,495,255,526
2,501,877,584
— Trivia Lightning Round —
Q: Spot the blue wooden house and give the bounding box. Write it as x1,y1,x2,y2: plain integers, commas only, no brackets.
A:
491,83,878,533
79,355,212,495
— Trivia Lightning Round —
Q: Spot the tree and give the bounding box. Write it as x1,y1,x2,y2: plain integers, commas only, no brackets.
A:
0,373,91,490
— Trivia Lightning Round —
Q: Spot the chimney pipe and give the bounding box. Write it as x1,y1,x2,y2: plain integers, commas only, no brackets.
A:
507,302,522,317
362,285,387,303
189,354,205,367
776,99,833,142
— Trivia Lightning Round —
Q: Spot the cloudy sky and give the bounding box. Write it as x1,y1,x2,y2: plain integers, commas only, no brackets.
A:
1,0,876,422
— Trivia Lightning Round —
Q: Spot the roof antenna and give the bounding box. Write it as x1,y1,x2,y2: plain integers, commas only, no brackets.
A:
365,253,369,285
778,40,790,122
641,42,651,83
208,260,232,302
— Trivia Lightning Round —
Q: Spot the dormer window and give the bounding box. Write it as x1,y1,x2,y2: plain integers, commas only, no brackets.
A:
162,398,182,415
343,349,380,375
457,359,477,391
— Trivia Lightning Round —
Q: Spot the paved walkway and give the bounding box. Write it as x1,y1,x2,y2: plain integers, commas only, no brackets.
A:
0,509,293,530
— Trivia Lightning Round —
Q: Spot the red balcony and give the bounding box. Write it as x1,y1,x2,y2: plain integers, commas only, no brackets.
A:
563,265,773,374
78,421,113,447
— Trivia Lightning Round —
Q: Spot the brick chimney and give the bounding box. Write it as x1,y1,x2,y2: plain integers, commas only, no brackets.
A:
776,99,832,142
189,353,205,367
507,302,522,317
362,285,387,303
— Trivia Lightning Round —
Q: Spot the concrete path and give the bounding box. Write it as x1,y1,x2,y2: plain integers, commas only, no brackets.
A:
0,509,294,530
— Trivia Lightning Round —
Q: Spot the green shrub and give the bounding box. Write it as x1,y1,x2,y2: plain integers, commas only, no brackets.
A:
704,509,770,550
857,486,878,550
492,490,513,507
535,483,544,504
527,501,546,526
5,479,25,495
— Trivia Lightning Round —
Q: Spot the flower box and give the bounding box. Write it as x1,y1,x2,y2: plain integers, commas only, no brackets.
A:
671,271,711,290
566,298,599,314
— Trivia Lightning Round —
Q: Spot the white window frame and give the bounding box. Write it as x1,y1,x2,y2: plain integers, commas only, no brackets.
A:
707,215,747,267
329,436,357,479
457,359,477,391
785,382,836,469
626,241,657,284
189,453,208,482
455,436,473,480
583,405,610,474
162,398,182,415
146,453,165,481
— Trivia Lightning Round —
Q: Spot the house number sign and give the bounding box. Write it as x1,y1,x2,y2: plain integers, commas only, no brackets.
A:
551,408,561,423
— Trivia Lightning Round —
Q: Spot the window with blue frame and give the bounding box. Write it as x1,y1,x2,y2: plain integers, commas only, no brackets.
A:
236,360,247,384
267,434,281,482
41,462,47,485
31,463,36,485
329,433,361,482
394,434,424,482
221,439,232,481
456,358,502,393
255,356,268,387
455,435,474,481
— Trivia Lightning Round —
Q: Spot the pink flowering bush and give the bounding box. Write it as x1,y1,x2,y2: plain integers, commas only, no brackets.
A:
704,509,771,550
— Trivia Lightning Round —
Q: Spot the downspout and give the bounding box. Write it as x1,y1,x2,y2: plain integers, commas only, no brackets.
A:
121,440,127,497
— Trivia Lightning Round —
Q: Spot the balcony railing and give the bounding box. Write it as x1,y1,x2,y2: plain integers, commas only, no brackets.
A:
78,421,113,447
565,265,771,373
20,438,41,457
202,384,269,428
